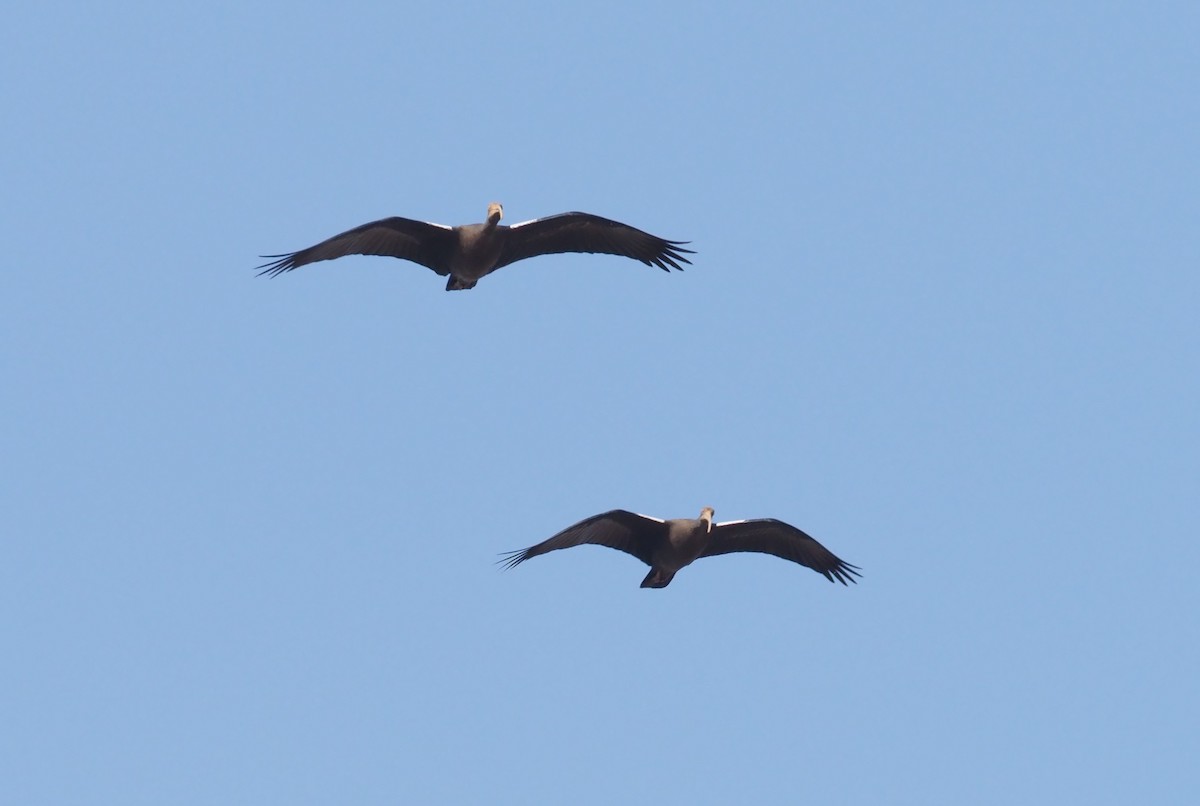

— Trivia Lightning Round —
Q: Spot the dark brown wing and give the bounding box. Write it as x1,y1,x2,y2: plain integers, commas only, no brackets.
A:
257,216,458,277
493,212,693,273
701,519,861,585
499,509,668,570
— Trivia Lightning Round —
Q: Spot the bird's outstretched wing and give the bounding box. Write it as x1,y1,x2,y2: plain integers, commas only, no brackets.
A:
499,509,667,569
257,217,458,277
702,519,861,585
495,212,693,273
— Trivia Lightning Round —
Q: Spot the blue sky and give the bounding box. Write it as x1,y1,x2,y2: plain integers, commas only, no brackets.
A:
3,2,1198,803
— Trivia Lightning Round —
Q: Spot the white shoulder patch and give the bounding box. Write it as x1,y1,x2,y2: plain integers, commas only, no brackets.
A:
633,512,665,523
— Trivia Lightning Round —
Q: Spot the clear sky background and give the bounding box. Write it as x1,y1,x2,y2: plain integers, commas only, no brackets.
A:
3,2,1198,804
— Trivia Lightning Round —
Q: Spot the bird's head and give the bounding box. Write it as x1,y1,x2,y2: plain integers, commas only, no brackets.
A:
486,202,504,224
699,506,715,532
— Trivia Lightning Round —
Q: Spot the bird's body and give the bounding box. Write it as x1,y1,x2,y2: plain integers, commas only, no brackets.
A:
501,507,861,589
641,511,714,588
258,202,692,291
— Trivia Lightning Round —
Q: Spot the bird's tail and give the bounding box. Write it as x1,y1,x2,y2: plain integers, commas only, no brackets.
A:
640,568,676,589
445,276,477,291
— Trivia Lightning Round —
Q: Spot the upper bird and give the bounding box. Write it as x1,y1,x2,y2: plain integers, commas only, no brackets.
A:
257,202,693,291
501,507,861,589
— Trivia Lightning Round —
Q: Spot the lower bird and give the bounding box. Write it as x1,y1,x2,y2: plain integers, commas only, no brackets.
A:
501,507,861,589
257,202,692,291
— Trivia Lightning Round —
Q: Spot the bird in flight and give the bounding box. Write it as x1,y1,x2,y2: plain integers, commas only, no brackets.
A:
258,202,693,291
501,507,861,589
